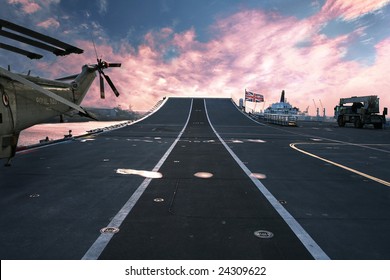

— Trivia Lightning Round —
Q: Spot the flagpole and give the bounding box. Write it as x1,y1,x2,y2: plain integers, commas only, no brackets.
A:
244,89,247,112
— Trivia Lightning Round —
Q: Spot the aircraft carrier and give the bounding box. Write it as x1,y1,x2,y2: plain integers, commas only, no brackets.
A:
0,97,389,260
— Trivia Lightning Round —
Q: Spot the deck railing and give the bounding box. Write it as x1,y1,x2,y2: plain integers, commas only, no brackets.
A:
262,114,298,126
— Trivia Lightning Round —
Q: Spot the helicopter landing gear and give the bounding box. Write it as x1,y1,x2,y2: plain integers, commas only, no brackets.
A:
1,133,18,167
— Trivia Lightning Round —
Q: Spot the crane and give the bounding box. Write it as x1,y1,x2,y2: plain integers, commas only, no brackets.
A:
312,99,319,118
334,95,387,128
319,99,326,118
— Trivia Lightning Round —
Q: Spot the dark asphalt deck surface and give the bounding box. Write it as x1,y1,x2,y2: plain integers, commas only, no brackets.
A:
1,97,389,260
98,99,313,260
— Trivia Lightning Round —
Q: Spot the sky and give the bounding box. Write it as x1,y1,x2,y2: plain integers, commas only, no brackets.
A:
0,0,389,116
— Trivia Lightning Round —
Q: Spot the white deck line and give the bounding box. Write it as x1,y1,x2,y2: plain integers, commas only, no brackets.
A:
204,99,330,260
82,99,193,260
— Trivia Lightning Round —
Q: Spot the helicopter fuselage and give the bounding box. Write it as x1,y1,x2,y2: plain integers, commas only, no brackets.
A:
0,65,97,163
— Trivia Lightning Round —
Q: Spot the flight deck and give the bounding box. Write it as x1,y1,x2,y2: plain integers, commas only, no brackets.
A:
0,98,389,260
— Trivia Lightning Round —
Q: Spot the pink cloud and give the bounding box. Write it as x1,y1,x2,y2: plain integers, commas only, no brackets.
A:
320,0,390,21
37,3,390,117
7,0,41,14
37,17,60,29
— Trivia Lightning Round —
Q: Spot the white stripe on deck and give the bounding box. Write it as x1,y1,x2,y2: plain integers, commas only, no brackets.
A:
204,99,330,260
82,99,193,260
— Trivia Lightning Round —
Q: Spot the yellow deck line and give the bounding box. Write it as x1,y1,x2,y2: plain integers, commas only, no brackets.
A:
290,143,390,187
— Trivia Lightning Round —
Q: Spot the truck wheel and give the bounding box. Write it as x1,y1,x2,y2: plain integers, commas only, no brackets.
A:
337,116,345,127
354,118,363,128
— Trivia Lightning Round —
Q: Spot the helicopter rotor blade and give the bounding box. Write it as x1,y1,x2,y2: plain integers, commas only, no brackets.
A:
107,63,121,67
99,73,105,99
102,72,120,97
95,60,121,98
0,66,88,115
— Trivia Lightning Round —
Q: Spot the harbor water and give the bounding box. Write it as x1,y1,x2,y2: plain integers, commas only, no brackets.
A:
18,121,129,147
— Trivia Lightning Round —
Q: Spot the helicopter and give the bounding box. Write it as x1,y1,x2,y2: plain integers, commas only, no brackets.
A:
0,19,121,166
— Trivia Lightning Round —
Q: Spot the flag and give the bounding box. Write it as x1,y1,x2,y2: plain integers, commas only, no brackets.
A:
255,93,264,102
245,89,264,103
245,89,254,101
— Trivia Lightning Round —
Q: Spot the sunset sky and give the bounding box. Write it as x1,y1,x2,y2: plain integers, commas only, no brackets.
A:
1,0,389,116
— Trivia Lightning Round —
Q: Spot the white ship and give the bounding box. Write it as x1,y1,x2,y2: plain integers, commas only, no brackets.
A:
260,90,299,126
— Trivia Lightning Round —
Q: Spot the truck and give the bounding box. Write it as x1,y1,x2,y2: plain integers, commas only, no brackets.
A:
334,95,387,129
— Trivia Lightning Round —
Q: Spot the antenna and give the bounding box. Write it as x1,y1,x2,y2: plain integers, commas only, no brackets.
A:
91,36,99,61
